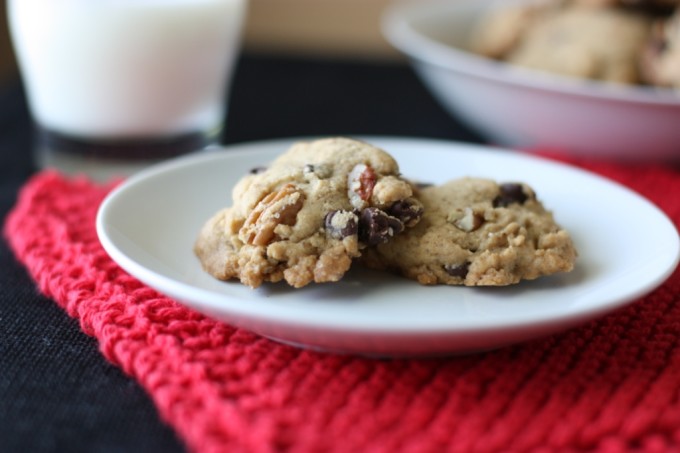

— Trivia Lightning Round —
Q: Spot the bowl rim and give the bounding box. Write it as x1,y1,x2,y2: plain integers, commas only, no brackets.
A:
382,0,680,107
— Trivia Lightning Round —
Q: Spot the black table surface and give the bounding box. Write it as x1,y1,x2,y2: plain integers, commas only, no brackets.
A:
0,54,484,453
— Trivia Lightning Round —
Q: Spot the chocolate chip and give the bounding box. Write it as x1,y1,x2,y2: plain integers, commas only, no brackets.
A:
358,207,404,246
249,166,267,174
493,183,528,208
324,210,358,239
303,163,332,179
444,262,469,279
622,2,675,16
387,199,423,227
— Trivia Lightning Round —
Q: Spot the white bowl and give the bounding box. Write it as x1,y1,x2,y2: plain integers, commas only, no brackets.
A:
382,0,680,160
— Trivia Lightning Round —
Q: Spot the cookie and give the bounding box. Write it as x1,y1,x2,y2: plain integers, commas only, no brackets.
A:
640,9,680,87
471,3,545,60
361,178,577,286
194,137,423,288
473,4,651,84
511,7,650,83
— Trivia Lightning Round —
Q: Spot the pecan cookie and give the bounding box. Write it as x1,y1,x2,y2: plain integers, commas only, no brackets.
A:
194,137,423,288
361,178,577,286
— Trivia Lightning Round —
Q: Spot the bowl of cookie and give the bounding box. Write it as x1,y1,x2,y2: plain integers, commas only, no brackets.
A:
383,0,680,160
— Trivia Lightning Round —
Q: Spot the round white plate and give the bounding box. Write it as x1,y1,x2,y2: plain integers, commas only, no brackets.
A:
96,137,680,356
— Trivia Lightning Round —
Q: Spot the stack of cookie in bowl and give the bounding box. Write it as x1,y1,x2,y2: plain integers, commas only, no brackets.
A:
194,138,577,289
472,0,680,88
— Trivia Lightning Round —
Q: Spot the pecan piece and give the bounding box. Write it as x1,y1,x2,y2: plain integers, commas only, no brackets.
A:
348,164,377,210
448,207,484,232
239,184,305,246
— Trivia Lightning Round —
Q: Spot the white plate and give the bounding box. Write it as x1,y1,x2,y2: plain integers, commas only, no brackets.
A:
96,137,680,356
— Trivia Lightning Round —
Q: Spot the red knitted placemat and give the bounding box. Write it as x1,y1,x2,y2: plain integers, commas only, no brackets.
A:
4,156,680,453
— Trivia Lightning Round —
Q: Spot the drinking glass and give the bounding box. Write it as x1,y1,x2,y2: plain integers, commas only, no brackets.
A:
8,0,247,179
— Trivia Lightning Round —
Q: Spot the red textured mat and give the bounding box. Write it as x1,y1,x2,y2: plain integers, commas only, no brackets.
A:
4,156,680,453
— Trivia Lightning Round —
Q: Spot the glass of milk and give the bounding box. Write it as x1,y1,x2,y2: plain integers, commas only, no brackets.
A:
8,0,247,179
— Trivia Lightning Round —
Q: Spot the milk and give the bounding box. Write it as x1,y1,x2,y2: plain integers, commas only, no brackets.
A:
9,0,246,139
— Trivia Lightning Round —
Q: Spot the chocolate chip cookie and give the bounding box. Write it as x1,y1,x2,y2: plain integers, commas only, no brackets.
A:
361,178,577,286
194,137,423,288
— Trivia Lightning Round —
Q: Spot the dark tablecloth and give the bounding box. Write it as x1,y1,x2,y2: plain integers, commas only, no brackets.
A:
0,54,483,453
